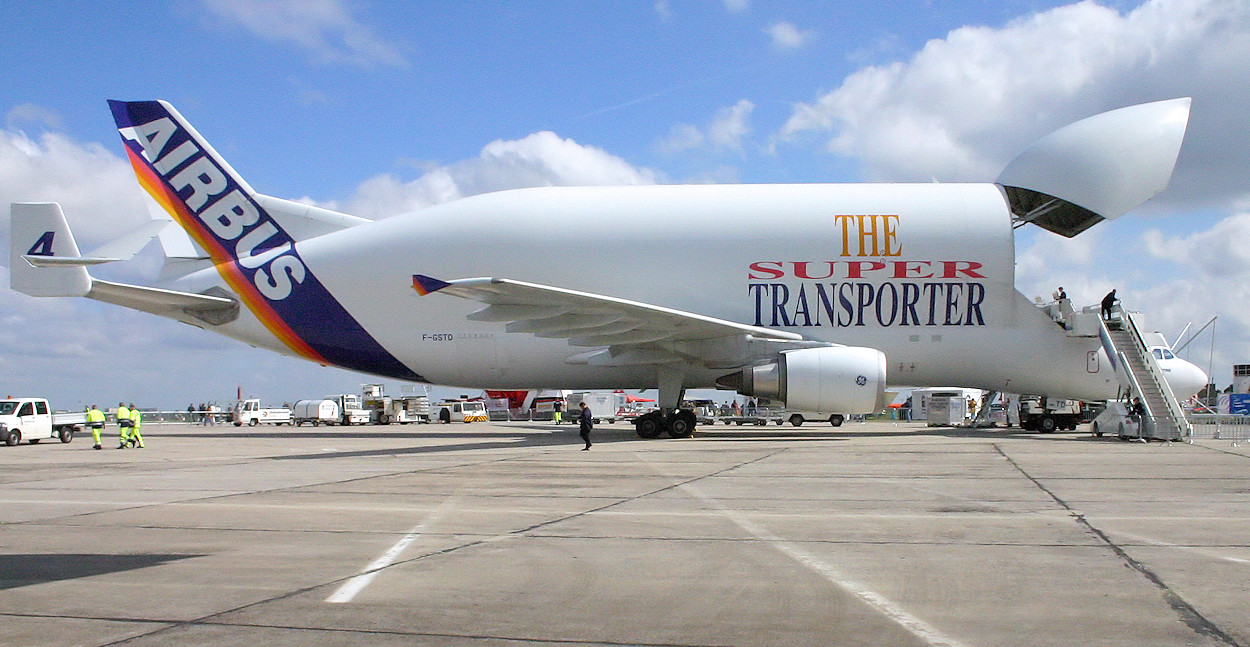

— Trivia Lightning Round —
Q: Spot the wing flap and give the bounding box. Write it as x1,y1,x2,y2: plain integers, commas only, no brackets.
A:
412,274,811,368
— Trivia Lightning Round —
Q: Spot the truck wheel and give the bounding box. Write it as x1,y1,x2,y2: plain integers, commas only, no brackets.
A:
1039,416,1057,433
312,420,320,427
29,438,40,444
5,430,19,446
789,414,804,427
828,414,844,427
249,418,259,427
59,428,73,443
234,421,242,427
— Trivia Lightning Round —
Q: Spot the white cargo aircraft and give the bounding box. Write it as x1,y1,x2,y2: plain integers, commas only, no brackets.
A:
8,98,1207,437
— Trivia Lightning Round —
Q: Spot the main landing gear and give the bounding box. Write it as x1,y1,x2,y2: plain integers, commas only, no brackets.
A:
633,370,697,439
633,409,698,439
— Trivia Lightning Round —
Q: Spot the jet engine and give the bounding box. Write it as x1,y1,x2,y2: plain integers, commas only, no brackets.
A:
719,346,887,413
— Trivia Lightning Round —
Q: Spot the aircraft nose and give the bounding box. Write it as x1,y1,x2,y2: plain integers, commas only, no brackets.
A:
1166,359,1208,399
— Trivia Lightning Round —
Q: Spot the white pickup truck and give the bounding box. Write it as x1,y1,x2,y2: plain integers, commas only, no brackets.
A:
0,397,83,446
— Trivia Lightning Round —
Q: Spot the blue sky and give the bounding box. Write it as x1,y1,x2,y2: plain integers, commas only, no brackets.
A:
1,0,1248,409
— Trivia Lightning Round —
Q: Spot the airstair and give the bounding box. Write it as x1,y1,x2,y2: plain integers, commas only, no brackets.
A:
1096,304,1191,440
1039,298,1191,440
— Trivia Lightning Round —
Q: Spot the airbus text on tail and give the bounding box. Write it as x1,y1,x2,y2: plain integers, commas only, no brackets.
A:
109,100,418,379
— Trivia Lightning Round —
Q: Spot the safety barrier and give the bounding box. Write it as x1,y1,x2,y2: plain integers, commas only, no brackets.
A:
1187,414,1250,441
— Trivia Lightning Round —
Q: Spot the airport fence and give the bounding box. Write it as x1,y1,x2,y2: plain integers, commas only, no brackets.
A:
1186,414,1250,441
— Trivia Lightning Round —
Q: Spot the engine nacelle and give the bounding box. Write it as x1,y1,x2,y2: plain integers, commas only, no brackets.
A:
720,346,887,413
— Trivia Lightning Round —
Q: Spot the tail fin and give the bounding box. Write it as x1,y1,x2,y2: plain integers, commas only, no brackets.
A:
9,203,91,297
108,100,420,380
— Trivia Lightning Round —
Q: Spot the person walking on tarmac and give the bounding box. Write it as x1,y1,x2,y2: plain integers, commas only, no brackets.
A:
116,402,132,449
127,403,145,448
86,404,106,450
552,399,563,425
578,401,593,450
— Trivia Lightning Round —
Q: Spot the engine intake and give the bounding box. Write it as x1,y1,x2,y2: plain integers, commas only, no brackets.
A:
718,346,887,413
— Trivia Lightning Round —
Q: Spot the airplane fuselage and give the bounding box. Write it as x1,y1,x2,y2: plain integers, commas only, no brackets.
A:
167,182,1119,400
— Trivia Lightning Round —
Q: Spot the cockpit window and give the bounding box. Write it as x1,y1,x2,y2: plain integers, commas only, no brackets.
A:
1152,348,1175,360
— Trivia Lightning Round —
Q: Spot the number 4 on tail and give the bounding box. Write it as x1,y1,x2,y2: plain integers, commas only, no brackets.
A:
27,231,55,256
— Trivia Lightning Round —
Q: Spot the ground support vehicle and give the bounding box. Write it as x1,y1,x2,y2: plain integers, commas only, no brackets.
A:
1091,400,1174,441
362,385,432,425
564,392,623,424
720,404,787,426
0,398,80,445
292,399,340,426
327,394,370,426
782,412,846,427
1018,395,1090,433
232,399,292,426
435,400,489,423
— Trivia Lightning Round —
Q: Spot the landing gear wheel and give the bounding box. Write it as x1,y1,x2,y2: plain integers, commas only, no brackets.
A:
667,410,696,438
378,414,390,425
635,412,664,439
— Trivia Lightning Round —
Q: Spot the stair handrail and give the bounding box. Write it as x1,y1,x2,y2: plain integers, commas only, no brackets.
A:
1120,308,1193,439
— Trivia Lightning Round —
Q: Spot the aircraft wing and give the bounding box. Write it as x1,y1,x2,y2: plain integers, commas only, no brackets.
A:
412,274,817,368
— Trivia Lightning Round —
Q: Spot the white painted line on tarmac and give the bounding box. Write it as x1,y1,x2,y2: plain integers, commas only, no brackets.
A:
638,455,967,647
325,499,455,603
1107,529,1250,565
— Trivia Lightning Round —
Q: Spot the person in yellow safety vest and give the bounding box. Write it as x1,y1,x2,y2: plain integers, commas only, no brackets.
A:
127,403,145,449
86,404,106,450
116,402,132,449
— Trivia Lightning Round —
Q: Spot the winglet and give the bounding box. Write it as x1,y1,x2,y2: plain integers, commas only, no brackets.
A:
412,274,451,296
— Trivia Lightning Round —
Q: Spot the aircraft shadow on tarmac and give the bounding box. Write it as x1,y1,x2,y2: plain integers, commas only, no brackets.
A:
0,553,204,590
177,424,1110,462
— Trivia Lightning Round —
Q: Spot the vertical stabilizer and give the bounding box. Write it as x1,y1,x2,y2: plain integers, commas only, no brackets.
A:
8,203,91,297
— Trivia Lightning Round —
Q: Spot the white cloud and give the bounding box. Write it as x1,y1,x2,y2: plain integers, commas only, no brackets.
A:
723,0,749,13
776,0,1250,214
5,104,62,131
0,128,149,247
658,99,755,154
200,0,407,68
766,21,814,49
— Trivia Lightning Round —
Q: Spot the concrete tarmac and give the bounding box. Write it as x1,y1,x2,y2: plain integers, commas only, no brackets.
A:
2,419,1249,646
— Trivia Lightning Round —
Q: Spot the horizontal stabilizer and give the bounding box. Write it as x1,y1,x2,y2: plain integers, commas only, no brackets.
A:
88,279,238,325
9,202,91,297
81,219,169,261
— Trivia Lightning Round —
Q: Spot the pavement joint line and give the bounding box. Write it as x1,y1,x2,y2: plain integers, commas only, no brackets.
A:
992,443,1243,647
636,451,968,647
